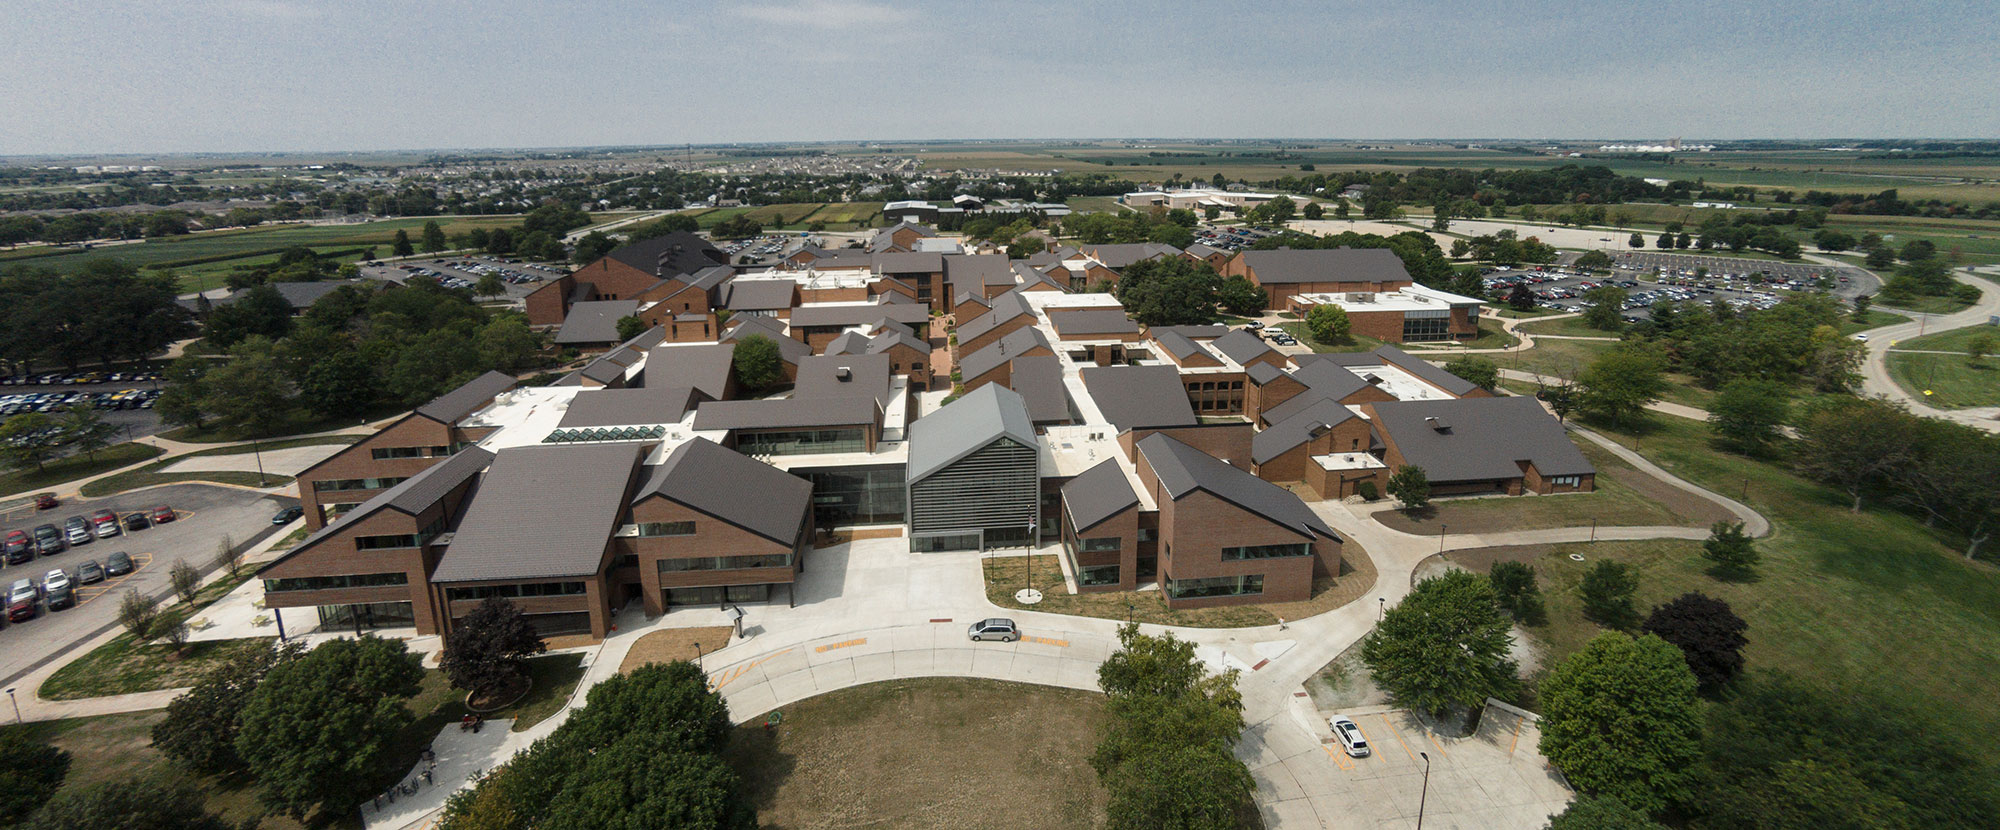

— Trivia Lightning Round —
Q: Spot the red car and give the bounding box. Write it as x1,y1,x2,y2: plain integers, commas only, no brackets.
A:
2,530,29,563
150,506,176,524
34,493,58,510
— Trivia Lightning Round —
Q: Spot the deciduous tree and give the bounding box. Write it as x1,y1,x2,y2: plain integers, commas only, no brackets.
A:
235,636,425,817
1792,396,1916,512
1443,356,1499,391
441,597,547,701
0,736,70,825
19,776,227,830
731,334,782,391
1305,303,1350,344
1538,633,1702,814
1489,561,1546,625
1641,592,1747,694
1361,571,1519,719
1706,378,1790,455
153,641,303,774
1580,346,1666,427
1545,794,1668,830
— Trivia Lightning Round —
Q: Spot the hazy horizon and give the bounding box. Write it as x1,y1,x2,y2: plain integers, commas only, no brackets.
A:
6,0,1996,156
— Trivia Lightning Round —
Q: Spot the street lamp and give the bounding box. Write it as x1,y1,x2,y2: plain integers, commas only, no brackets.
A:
1416,751,1432,830
692,640,703,668
1377,597,1385,621
1438,523,1448,554
5,688,17,724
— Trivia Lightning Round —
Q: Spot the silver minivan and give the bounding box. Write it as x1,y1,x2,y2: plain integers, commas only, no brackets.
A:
967,618,1020,643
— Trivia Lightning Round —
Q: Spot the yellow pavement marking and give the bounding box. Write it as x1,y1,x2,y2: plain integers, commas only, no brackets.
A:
1507,716,1524,755
1422,726,1450,759
1376,713,1420,763
72,552,152,608
707,648,794,693
1321,742,1355,771
814,637,866,653
1022,635,1069,647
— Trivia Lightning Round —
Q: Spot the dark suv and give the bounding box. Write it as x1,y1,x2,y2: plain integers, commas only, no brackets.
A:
2,531,29,565
32,525,63,556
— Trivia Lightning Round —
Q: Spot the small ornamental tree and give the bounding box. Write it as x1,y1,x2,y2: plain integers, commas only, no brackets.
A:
1305,304,1351,344
1386,465,1431,511
1701,521,1759,578
169,559,200,605
1507,284,1535,312
1641,592,1748,695
117,589,160,641
441,597,548,702
1579,560,1639,630
1361,571,1518,719
615,315,648,343
1489,561,1546,625
1538,633,1703,814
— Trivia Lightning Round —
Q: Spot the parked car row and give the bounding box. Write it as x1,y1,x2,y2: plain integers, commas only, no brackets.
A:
0,371,160,387
6,552,132,623
3,506,169,565
0,387,160,416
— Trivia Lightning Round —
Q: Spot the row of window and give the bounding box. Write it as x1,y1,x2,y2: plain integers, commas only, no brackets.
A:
1077,536,1122,553
736,427,867,457
352,516,447,551
1547,475,1585,487
1221,542,1312,561
313,476,409,493
1402,316,1454,342
636,521,696,537
369,446,450,460
263,572,409,593
658,552,794,572
1079,564,1121,587
1166,573,1265,600
445,582,588,602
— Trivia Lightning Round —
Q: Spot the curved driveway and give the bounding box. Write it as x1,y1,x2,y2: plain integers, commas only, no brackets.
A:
1859,266,2000,430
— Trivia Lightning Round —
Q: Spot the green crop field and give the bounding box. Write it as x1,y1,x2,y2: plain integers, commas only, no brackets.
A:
691,202,882,231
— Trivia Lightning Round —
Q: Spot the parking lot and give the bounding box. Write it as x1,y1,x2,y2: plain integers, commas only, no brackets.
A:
1257,705,1572,829
0,484,296,689
357,256,567,303
1613,251,1877,299
0,376,166,442
1487,257,1866,323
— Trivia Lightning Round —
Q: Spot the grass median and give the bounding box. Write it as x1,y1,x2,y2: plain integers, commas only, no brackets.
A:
0,442,164,498
983,546,1377,629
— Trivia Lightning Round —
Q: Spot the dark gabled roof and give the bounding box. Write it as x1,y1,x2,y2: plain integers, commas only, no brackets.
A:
943,254,1013,291
954,290,990,311
265,446,496,572
1370,396,1593,483
605,231,727,277
789,302,931,329
1237,247,1411,285
1083,242,1182,269
1062,458,1139,534
643,344,736,400
1185,243,1226,259
236,279,369,310
1153,330,1218,364
955,291,1034,344
1048,308,1141,337
1246,362,1287,385
722,280,797,311
1210,329,1277,365
906,384,1038,483
563,327,671,386
693,397,878,431
824,331,872,356
1007,355,1071,424
1292,360,1373,398
867,326,932,356
795,354,895,412
1136,433,1335,539
431,444,647,583
637,438,810,547
1293,347,1481,398
875,251,944,274
415,371,517,425
1081,365,1197,432
805,249,877,270
957,325,1053,382
1011,262,1065,290
1251,399,1360,464
553,300,641,344
558,386,698,428
683,265,735,291
1151,324,1230,340
720,318,811,366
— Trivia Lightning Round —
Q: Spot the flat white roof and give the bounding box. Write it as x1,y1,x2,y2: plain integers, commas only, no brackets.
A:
1315,452,1388,471
1294,283,1485,314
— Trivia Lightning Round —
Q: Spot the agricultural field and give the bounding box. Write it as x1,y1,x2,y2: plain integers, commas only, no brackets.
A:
687,201,881,231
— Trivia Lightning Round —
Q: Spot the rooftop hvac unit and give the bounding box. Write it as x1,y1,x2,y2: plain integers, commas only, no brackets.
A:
1346,293,1374,303
1425,416,1450,432
835,367,852,381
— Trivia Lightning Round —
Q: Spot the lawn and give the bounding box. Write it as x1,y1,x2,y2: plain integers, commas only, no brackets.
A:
79,450,300,497
983,548,1378,629
158,398,408,443
1837,308,1910,336
0,711,297,829
720,678,1111,830
1515,315,1623,339
1489,307,1561,319
0,441,164,499
1494,335,1619,379
1473,412,2000,762
1876,292,1976,315
1373,439,1732,535
1886,351,2000,408
40,569,266,700
1276,321,1387,354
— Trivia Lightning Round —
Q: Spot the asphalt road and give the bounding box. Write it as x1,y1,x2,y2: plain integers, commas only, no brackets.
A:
0,483,297,689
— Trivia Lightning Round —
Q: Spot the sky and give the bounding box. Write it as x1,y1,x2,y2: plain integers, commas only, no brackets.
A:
4,0,1996,155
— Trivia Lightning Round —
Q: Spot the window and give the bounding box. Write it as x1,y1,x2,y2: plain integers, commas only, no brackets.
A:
1221,542,1312,561
1079,564,1121,587
1549,475,1582,487
736,427,867,457
1402,315,1452,342
1078,537,1122,553
263,572,408,592
1166,573,1264,599
313,476,409,493
370,447,426,460
354,534,419,550
428,446,451,457
658,552,794,572
1137,528,1156,543
444,582,587,602
636,521,696,537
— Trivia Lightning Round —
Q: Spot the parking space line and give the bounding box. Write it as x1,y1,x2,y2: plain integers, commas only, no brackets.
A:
1422,726,1449,759
72,552,151,608
1508,716,1524,755
1321,742,1355,771
1374,714,1420,763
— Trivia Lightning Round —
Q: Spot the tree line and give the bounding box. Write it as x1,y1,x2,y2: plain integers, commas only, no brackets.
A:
160,278,546,437
0,259,192,375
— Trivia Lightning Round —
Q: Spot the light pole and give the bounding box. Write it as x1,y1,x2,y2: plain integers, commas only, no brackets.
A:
1438,523,1448,554
5,688,17,724
251,437,268,487
693,640,703,669
1377,597,1385,622
1416,751,1432,830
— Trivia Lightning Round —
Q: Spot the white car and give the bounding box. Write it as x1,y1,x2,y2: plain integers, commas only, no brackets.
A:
1329,715,1370,757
